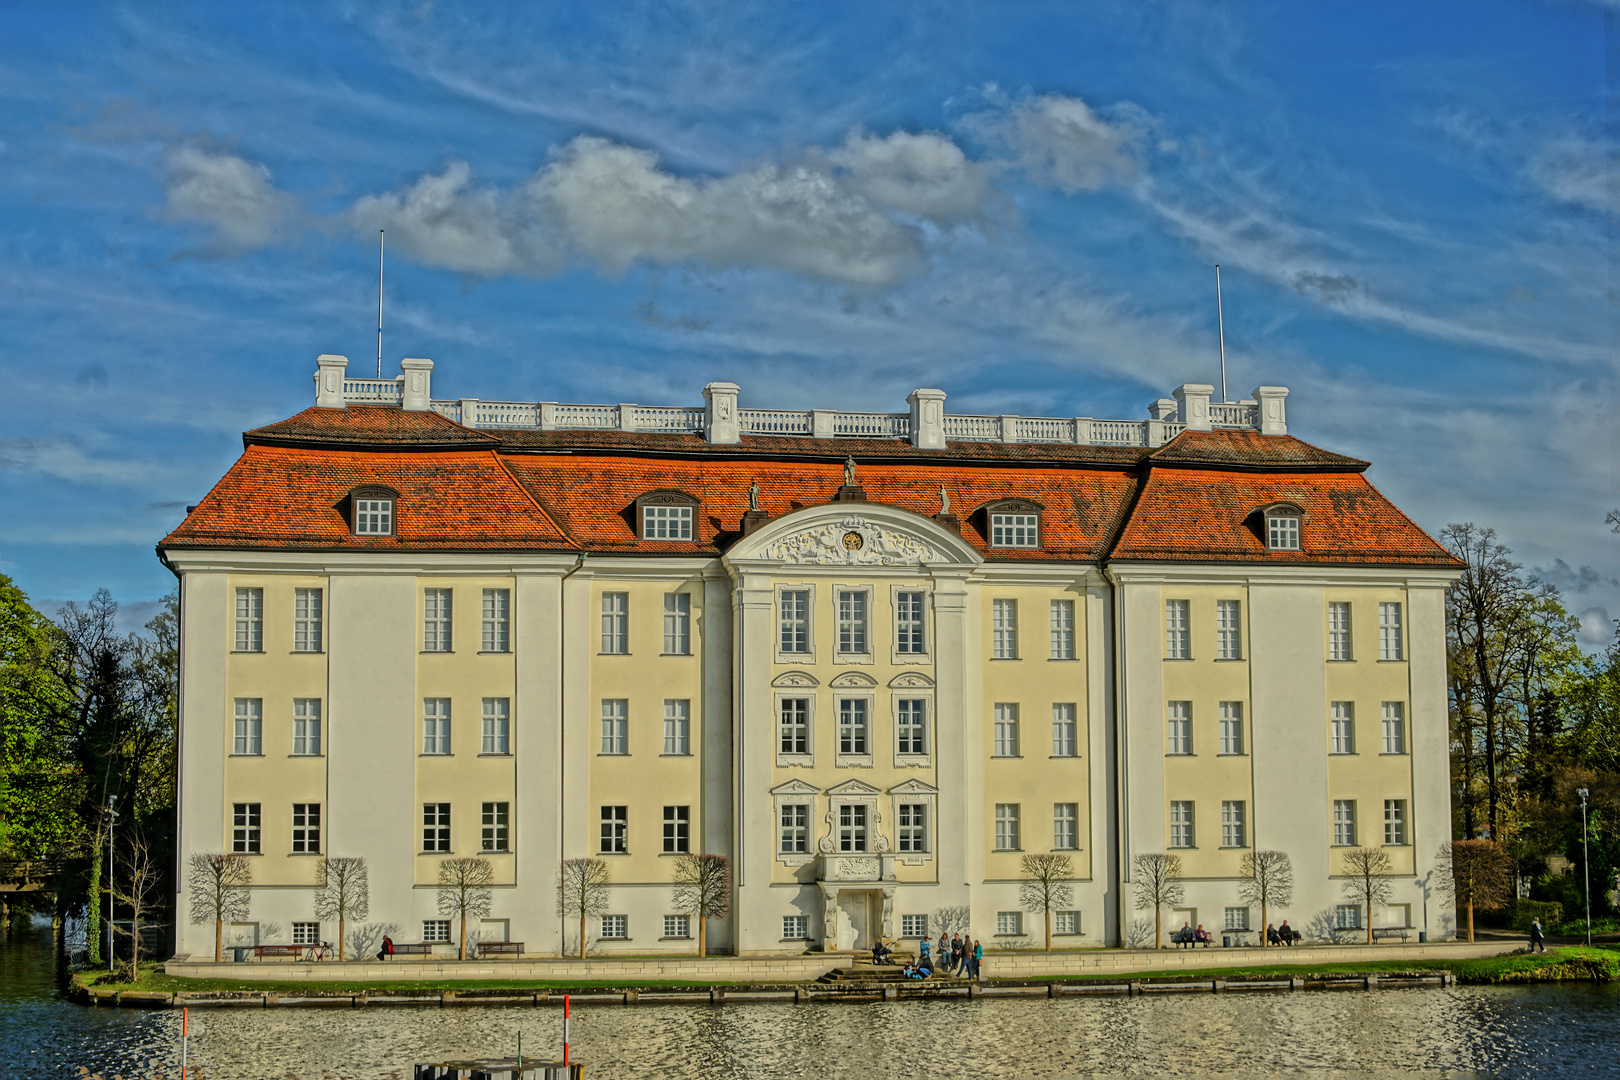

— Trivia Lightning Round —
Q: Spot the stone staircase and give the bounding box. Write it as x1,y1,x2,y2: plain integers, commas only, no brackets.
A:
817,960,970,986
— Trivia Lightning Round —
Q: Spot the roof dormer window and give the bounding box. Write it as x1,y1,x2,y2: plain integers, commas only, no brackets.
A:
349,485,399,536
983,499,1044,549
1261,503,1304,551
636,491,700,541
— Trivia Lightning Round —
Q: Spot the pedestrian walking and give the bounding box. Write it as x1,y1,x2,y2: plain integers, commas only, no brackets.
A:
1530,917,1547,953
955,934,972,976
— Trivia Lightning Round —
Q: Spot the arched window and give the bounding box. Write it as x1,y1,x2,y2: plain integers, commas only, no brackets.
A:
635,490,700,541
979,499,1044,549
1258,502,1305,552
349,485,399,536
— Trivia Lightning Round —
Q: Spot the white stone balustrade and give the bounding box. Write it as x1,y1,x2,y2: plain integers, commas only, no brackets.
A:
320,357,1288,444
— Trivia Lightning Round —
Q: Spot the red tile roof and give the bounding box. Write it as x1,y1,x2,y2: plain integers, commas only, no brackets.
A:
161,405,1458,568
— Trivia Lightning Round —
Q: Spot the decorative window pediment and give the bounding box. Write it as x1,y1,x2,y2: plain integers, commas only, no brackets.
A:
887,672,935,689
769,778,821,798
978,498,1044,549
825,778,882,797
771,671,820,688
829,671,878,689
1254,501,1306,552
635,489,700,541
887,778,938,796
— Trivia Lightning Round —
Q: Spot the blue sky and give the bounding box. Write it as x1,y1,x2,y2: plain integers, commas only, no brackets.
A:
1,1,1615,642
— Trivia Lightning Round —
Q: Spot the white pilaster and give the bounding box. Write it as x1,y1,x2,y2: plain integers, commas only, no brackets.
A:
315,355,348,409
176,571,228,956
700,569,736,952
400,358,434,411
730,571,776,952
515,569,566,954
931,571,972,905
1408,584,1456,940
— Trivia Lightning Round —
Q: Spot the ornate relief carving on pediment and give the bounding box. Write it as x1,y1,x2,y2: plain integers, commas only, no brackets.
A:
825,778,881,797
887,778,939,796
828,671,878,689
771,671,820,688
761,515,943,566
887,672,935,689
769,778,821,797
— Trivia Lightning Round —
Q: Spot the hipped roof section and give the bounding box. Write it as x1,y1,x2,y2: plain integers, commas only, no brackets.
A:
163,405,1455,567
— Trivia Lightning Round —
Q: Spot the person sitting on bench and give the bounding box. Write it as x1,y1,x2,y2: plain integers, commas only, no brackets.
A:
1193,924,1212,947
1172,923,1195,948
1278,920,1299,945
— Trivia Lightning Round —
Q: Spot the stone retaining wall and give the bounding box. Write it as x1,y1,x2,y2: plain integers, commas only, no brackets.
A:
165,954,840,983
983,940,1516,978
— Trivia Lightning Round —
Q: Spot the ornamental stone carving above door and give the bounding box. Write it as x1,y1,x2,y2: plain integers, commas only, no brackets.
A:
762,516,943,566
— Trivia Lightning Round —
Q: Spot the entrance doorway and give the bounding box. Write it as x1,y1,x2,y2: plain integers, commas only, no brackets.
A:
836,891,880,951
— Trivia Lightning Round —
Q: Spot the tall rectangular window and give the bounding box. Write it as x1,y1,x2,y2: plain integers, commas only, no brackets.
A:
601,593,628,654
232,803,261,853
779,590,809,654
422,699,451,755
1218,702,1244,755
1384,799,1408,845
897,804,928,852
600,699,628,755
779,699,809,755
896,699,927,755
1221,800,1247,848
838,699,869,755
600,806,628,853
234,588,263,652
481,589,510,652
990,513,1039,547
1166,701,1192,755
1216,600,1242,660
1169,801,1195,848
896,591,927,654
1333,800,1357,846
481,698,510,755
1379,602,1404,661
1328,602,1352,660
232,698,262,755
481,802,509,852
663,805,690,853
293,588,322,652
837,591,868,655
779,804,809,853
993,703,1020,756
1382,702,1407,754
838,804,868,852
292,698,322,756
422,804,450,852
642,504,693,539
291,803,321,853
992,599,1019,659
1050,600,1076,659
1331,702,1356,754
1164,599,1190,659
663,593,692,654
1052,703,1078,757
994,804,1021,850
423,588,453,652
663,699,691,755
1053,803,1078,850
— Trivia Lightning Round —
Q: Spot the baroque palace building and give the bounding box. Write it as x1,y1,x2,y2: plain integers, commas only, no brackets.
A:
160,355,1462,958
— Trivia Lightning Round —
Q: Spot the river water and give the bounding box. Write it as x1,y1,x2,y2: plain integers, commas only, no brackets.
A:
3,923,1617,1080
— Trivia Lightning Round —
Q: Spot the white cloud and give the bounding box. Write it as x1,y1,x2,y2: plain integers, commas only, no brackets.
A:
1578,607,1614,647
1526,133,1615,217
963,90,1148,193
820,130,994,222
162,146,297,252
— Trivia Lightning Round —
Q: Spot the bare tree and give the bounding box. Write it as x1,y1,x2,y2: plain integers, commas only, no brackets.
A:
1340,847,1395,944
314,857,369,961
1237,850,1294,947
187,853,251,962
932,905,971,940
1132,853,1184,949
556,857,611,960
436,857,493,961
1019,854,1075,951
111,831,162,980
1439,839,1513,943
671,853,731,957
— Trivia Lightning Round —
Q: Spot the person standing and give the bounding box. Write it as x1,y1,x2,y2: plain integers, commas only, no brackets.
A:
971,938,983,979
1530,917,1547,954
938,931,950,970
949,933,963,974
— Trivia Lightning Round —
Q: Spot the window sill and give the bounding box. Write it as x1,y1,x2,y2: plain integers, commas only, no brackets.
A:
420,650,455,655
659,936,693,942
991,848,1023,854
229,650,265,655
481,849,511,855
290,650,325,656
288,754,325,759
1169,846,1198,852
1218,845,1250,851
990,754,1023,759
599,937,632,942
229,753,265,758
1049,754,1081,760
1048,657,1079,662
287,852,323,857
835,755,874,768
781,937,813,943
476,650,511,656
1216,752,1246,758
1330,752,1360,757
992,933,1029,938
419,851,455,856
420,753,454,758
1381,843,1411,848
598,652,632,657
1162,657,1194,662
1327,658,1356,663
1166,753,1196,758
231,851,263,857
659,752,694,758
598,753,630,758
659,851,692,857
660,652,695,658
477,753,513,758
597,851,630,856
1214,657,1245,663
989,657,1022,662
1378,752,1409,757
1377,659,1406,664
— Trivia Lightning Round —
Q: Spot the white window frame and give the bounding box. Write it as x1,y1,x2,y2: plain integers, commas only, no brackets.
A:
481,801,510,852
232,698,262,755
1221,800,1247,848
996,910,1025,936
989,512,1039,548
1167,701,1192,756
422,803,450,852
663,699,691,755
292,698,322,756
1053,910,1081,936
600,806,628,854
234,587,263,652
232,802,261,854
663,805,691,854
1334,904,1363,930
1224,906,1250,931
600,914,629,939
1049,599,1076,660
994,803,1021,851
778,802,811,855
900,914,929,938
1164,599,1190,659
894,696,929,761
423,588,453,652
776,695,813,764
991,598,1019,659
1331,702,1356,755
1053,803,1079,850
1379,602,1404,661
782,915,809,940
834,585,872,663
481,698,510,755
293,587,322,653
422,698,451,755
663,914,691,940
891,586,930,663
481,588,510,653
896,802,928,853
1267,513,1301,551
1333,800,1357,846
993,703,1020,757
1382,702,1407,755
641,503,693,540
291,803,320,854
1218,701,1244,755
353,498,393,536
600,592,629,655
837,803,869,853
1216,599,1242,660
600,699,628,756
1052,703,1078,757
1169,801,1195,849
422,920,451,944
1328,601,1353,660
1384,799,1408,846
775,585,815,663
663,592,692,655
836,696,872,765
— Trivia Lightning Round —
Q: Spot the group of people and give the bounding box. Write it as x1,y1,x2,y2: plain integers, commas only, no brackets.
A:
871,932,982,979
1266,921,1302,946
1171,923,1214,947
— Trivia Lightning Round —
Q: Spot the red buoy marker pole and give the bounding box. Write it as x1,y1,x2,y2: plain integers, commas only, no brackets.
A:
181,1007,189,1080
562,993,570,1067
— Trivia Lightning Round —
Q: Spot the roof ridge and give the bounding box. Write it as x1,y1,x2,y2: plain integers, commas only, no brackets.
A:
494,453,581,550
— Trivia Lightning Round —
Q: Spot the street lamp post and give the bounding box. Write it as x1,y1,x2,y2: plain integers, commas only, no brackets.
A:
106,795,117,971
1577,788,1591,947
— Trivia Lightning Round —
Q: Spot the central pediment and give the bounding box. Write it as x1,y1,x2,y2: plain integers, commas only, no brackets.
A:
724,503,982,568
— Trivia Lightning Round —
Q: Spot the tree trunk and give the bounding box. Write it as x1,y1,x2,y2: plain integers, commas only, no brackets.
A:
579,914,586,960
1155,908,1162,950
698,917,707,958
459,914,467,961
215,917,223,963
1046,909,1052,951
338,916,346,962
1260,904,1267,948
1467,900,1475,943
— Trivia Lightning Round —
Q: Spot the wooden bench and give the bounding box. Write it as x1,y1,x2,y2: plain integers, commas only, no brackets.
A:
252,944,306,961
1371,926,1413,943
390,943,433,957
474,941,524,958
